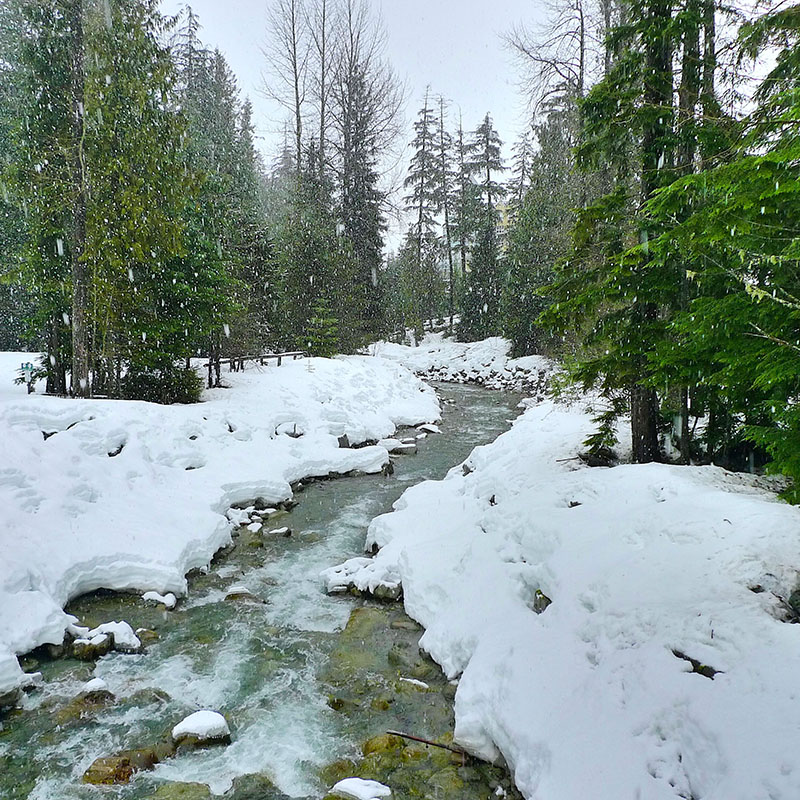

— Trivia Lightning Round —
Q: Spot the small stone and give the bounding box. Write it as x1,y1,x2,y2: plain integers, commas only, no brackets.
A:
533,589,552,614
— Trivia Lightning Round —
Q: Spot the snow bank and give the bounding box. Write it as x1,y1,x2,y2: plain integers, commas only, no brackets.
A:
369,334,556,395
337,399,800,799
0,352,439,698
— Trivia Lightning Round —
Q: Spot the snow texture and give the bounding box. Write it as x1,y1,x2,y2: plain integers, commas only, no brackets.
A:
0,352,439,697
331,777,392,799
335,398,800,800
171,709,230,742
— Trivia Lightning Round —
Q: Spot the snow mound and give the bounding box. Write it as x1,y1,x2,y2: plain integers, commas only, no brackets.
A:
321,556,402,601
142,591,177,609
334,399,800,800
87,621,141,653
331,777,392,800
0,352,439,697
171,709,230,742
81,677,109,694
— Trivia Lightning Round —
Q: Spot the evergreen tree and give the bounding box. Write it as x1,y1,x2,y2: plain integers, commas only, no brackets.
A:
504,107,580,356
458,113,506,341
433,95,456,329
645,4,800,489
467,113,506,210
459,218,502,341
402,89,443,337
450,115,482,297
542,0,689,463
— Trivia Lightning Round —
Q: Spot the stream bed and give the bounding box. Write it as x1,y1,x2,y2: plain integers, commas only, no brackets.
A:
0,384,524,800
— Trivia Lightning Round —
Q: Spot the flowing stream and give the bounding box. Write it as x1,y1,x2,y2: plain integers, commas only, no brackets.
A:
0,384,523,800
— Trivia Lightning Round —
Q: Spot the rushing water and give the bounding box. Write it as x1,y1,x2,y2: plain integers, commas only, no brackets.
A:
0,384,522,800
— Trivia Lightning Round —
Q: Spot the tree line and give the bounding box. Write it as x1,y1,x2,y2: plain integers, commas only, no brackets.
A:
489,0,800,495
0,0,404,402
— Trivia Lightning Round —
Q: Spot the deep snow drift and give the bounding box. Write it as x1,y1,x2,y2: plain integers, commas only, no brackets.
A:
0,352,439,699
334,396,800,799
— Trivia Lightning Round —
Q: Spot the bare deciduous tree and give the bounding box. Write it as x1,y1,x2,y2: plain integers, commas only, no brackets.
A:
262,0,309,177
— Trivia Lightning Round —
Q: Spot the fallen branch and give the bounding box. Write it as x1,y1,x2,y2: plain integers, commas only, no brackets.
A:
386,730,468,758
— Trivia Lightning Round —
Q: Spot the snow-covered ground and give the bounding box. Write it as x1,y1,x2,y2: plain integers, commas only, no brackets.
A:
0,352,439,700
369,334,556,395
334,396,800,799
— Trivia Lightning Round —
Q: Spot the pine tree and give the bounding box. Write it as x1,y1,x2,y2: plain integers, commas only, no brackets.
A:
542,0,687,463
467,113,506,210
403,89,443,336
459,218,502,341
458,113,506,341
504,108,580,356
433,95,456,329
450,115,482,297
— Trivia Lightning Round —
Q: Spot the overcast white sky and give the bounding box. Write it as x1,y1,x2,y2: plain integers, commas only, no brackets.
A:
160,0,545,160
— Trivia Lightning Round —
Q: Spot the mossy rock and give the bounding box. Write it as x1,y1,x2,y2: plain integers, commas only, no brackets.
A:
0,689,20,710
84,743,173,785
362,733,405,757
429,767,465,795
226,772,285,799
319,758,358,787
341,607,387,640
370,695,392,711
150,782,212,800
174,732,231,752
72,634,113,661
83,755,135,785
55,690,115,724
390,618,422,632
137,628,161,645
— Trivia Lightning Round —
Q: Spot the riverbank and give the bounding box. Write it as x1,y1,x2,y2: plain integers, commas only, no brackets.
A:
369,334,556,397
0,353,439,702
336,396,800,799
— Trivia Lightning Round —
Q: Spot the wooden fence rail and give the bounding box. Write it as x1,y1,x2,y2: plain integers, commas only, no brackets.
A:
205,351,307,388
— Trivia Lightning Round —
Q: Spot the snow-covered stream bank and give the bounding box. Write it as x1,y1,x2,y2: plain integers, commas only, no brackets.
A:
369,334,556,396
336,397,800,799
0,352,439,701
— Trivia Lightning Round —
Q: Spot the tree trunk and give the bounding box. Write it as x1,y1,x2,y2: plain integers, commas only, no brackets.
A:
630,0,673,463
675,0,701,464
69,0,90,398
631,384,660,463
46,314,67,395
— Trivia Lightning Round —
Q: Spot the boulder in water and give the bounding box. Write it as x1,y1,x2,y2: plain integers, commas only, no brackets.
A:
171,710,231,748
